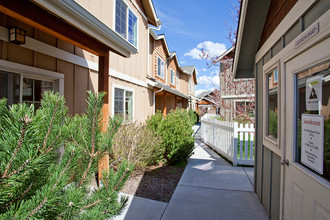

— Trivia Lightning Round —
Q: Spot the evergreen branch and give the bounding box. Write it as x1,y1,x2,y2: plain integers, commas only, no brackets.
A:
77,199,102,213
91,105,97,155
27,197,47,219
1,176,37,210
52,151,74,191
79,122,89,150
42,99,59,152
6,158,30,178
71,134,89,156
2,115,30,178
78,156,93,188
112,169,128,192
43,131,62,155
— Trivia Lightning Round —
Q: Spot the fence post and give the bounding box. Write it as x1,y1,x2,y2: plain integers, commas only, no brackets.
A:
212,118,215,150
233,122,238,166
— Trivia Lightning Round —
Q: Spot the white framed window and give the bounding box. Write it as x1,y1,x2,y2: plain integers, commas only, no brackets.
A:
157,57,165,79
0,61,63,109
234,100,255,118
112,84,134,122
176,72,180,87
115,0,138,47
170,69,175,85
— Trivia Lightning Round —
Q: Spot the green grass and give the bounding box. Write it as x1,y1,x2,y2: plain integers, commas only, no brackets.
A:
237,133,255,159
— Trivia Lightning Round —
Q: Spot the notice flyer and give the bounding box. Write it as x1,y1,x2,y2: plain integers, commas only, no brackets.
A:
301,114,324,174
306,75,323,111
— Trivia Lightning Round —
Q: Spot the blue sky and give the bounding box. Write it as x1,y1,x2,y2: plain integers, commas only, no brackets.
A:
152,0,238,96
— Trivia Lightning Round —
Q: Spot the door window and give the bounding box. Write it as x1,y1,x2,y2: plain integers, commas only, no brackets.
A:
295,62,330,181
267,68,279,140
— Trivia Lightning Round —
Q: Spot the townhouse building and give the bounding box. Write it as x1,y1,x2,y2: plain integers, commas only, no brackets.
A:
233,0,330,219
148,31,197,116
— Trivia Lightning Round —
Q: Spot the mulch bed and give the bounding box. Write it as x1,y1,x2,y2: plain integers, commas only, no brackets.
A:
121,162,187,203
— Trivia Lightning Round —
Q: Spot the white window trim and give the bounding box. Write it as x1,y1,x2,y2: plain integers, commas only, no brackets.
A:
263,61,281,149
111,83,135,122
0,59,64,101
234,99,254,117
170,68,175,86
156,56,165,79
113,0,139,49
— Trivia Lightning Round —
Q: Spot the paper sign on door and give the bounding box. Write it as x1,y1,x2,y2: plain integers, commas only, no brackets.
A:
306,76,323,111
301,114,324,174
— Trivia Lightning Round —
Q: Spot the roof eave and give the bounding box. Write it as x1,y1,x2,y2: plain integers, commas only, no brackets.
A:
33,0,137,57
233,0,271,79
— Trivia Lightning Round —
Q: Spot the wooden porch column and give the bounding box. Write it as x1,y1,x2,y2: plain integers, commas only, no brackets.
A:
98,53,109,184
163,92,167,116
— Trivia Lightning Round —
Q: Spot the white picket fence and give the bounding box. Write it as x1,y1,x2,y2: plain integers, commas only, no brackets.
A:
201,115,255,166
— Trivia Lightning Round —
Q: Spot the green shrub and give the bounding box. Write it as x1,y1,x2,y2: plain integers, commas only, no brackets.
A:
146,110,163,132
158,109,195,164
188,109,198,125
112,122,164,169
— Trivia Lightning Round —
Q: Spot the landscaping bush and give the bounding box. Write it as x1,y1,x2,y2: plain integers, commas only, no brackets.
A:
158,109,195,164
188,109,199,124
268,109,278,138
146,110,163,132
112,122,164,169
0,91,132,219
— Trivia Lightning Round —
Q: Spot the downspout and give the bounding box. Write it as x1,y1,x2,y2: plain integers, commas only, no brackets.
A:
147,19,161,77
153,87,164,114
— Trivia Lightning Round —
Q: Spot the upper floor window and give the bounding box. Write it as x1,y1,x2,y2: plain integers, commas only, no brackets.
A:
157,57,164,79
171,69,175,85
115,0,137,47
176,72,180,87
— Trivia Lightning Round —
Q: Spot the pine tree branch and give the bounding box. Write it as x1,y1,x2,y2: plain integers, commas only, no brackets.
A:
27,197,47,219
77,199,102,213
2,116,30,178
78,156,93,188
79,122,89,150
6,158,30,179
112,169,128,193
71,134,89,156
1,176,37,210
91,106,97,156
43,131,62,155
52,151,74,191
42,99,59,152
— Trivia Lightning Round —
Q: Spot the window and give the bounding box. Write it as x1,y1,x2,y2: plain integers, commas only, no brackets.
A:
114,87,133,121
267,68,278,140
170,69,175,85
295,63,330,181
115,0,137,47
157,57,164,79
176,72,180,87
189,78,191,91
0,70,54,109
235,100,255,118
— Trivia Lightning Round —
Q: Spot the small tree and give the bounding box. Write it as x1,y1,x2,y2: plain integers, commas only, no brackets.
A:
0,91,132,219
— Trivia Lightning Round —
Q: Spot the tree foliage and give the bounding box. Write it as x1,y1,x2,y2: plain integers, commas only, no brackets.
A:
0,91,132,219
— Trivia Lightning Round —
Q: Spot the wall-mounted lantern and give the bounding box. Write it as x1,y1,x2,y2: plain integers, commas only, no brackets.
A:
9,27,26,45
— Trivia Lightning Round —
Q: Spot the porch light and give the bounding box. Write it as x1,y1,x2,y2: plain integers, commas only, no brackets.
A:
9,27,26,45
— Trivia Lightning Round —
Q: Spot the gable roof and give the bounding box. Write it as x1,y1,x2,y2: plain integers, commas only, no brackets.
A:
151,31,198,84
196,91,212,99
140,0,160,27
233,0,271,79
181,65,198,85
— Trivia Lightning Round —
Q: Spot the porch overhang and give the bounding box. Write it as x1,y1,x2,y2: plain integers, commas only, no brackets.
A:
0,0,137,57
233,0,271,79
147,79,190,99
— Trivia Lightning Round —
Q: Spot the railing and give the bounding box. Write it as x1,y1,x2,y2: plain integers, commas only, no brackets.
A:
201,115,255,166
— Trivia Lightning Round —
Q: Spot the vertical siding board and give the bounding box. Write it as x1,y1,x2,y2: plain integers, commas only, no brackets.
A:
262,147,271,216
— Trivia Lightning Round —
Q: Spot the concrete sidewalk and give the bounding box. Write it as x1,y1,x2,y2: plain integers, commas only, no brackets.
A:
113,124,268,220
161,139,268,220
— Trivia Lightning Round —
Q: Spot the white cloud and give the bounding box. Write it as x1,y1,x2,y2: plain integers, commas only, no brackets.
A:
202,68,207,72
197,75,220,87
184,41,227,60
180,61,186,64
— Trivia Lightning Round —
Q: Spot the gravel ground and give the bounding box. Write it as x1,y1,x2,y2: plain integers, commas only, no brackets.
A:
121,162,186,203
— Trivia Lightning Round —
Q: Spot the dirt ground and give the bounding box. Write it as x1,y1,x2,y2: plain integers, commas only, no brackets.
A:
121,162,187,203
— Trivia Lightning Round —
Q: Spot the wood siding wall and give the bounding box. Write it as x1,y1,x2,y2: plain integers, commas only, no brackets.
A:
259,0,298,48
